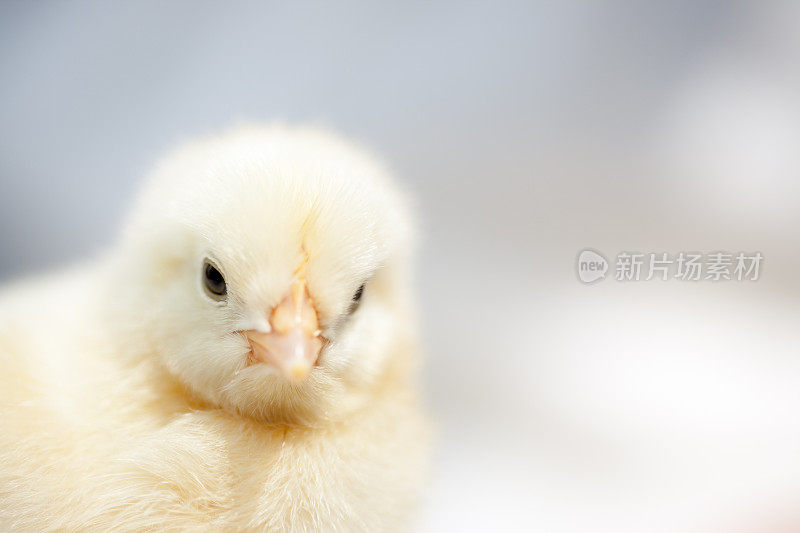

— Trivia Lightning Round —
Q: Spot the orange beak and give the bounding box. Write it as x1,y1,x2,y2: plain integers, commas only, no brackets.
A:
244,273,323,383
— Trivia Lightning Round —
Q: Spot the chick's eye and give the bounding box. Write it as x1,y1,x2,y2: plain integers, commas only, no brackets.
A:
203,260,227,300
353,284,365,303
349,283,365,313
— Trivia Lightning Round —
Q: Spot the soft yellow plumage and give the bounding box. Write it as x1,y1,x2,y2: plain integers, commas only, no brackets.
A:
0,124,430,531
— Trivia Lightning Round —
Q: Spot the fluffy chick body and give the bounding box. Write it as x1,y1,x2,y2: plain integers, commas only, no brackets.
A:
0,125,429,531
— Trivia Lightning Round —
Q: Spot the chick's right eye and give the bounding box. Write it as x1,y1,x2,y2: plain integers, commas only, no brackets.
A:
203,261,227,300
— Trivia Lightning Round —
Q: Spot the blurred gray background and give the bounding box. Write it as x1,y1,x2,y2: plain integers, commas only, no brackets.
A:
2,2,800,531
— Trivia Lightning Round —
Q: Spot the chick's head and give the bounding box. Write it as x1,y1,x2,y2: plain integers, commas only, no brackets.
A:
112,125,415,424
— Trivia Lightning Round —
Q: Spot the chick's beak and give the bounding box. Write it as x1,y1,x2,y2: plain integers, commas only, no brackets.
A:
244,276,323,383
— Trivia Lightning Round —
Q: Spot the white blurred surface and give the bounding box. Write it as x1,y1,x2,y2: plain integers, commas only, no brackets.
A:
2,2,800,531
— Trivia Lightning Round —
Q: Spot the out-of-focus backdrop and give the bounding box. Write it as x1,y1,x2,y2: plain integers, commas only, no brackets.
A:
2,2,800,531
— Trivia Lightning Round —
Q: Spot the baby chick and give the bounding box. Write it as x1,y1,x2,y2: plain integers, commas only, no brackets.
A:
0,124,429,531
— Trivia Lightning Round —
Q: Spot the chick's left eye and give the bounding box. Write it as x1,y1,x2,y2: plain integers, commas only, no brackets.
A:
349,283,365,313
353,284,365,303
203,261,227,299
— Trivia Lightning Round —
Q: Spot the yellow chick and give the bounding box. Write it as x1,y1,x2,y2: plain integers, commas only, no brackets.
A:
0,124,430,531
